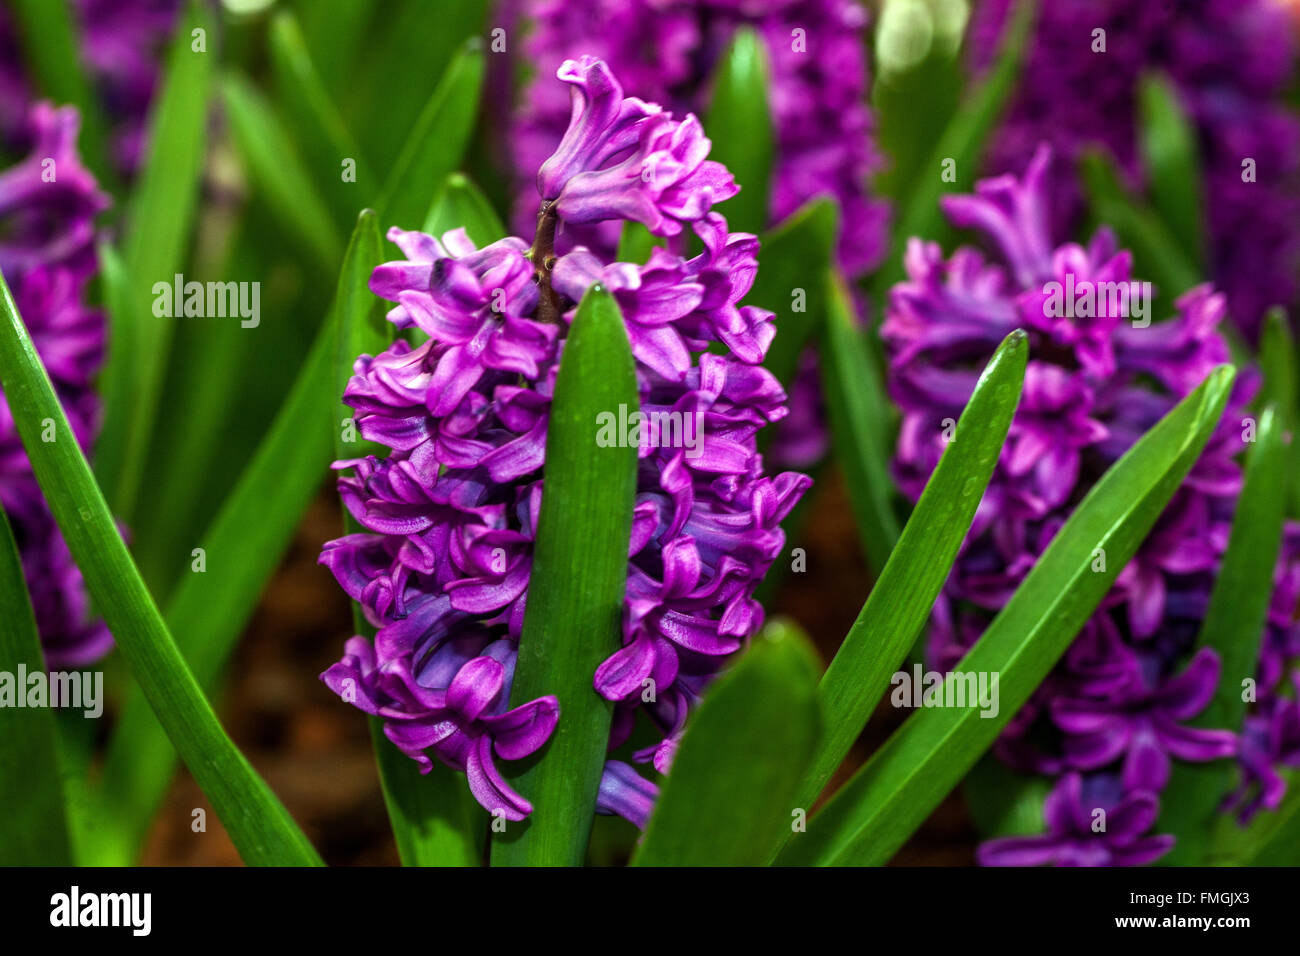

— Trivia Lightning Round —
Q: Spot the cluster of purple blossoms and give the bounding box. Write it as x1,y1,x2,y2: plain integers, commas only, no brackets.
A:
502,0,889,466
0,102,111,667
321,57,810,824
883,145,1300,866
970,0,1300,341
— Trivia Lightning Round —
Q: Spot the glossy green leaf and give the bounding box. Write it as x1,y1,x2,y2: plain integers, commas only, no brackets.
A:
0,270,321,866
871,0,1037,298
777,364,1237,866
490,285,639,867
748,198,838,392
705,26,774,236
817,269,903,572
269,10,374,227
95,1,214,522
1138,73,1206,266
1193,404,1286,731
633,619,821,866
796,328,1026,811
0,508,72,865
747,202,838,603
1158,406,1286,864
222,72,344,271
423,173,507,245
376,41,486,230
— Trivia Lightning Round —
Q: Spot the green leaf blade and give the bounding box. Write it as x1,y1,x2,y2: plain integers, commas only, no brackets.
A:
95,1,214,522
747,198,838,392
93,309,335,864
1158,405,1287,863
0,270,321,866
91,211,390,864
1194,406,1287,732
348,0,486,175
963,755,1051,839
796,328,1027,816
1138,72,1206,267
1078,148,1203,308
489,284,639,867
9,0,112,190
221,72,344,272
1244,779,1300,865
1259,308,1300,516
0,508,73,865
376,41,486,230
333,210,390,459
422,173,507,246
705,26,774,236
269,10,374,228
817,270,904,572
632,619,822,867
779,364,1236,866
370,718,484,867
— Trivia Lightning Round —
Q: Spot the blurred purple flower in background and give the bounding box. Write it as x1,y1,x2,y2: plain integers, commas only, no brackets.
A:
321,57,809,823
884,146,1300,865
969,0,1300,341
979,772,1174,867
0,0,179,175
71,0,182,175
0,103,110,667
0,0,180,668
501,0,890,465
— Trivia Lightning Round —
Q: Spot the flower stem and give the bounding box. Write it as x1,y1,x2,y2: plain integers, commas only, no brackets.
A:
532,200,561,324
